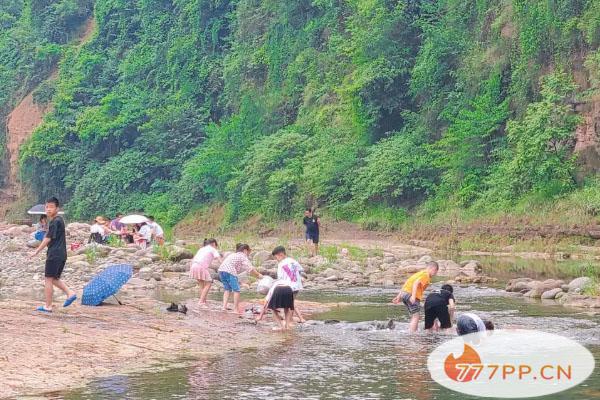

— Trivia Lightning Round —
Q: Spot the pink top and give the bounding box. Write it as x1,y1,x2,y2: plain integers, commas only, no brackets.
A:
217,252,254,276
191,245,221,269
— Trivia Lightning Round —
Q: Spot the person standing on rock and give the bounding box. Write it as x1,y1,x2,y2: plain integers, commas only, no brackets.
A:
31,197,77,312
303,208,320,256
190,238,222,308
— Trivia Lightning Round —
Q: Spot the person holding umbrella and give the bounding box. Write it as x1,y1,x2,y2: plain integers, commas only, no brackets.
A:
31,197,77,312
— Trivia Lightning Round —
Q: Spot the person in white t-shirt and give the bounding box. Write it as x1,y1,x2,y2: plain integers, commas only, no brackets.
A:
272,246,306,323
135,222,153,249
147,216,165,245
189,238,222,307
89,216,109,244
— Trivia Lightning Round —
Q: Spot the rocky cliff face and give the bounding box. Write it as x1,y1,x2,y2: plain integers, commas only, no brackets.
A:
573,51,600,181
574,94,600,179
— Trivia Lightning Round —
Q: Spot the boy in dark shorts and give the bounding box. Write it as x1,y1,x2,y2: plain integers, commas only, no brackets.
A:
32,197,77,312
424,284,456,332
303,208,320,256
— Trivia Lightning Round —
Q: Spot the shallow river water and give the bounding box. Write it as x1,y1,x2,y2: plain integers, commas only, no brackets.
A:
50,280,599,400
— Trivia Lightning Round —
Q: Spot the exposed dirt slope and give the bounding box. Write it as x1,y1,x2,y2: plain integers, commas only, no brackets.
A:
5,93,49,187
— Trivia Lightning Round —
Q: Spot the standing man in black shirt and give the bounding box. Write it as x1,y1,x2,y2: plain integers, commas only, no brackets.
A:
303,208,320,256
32,197,77,312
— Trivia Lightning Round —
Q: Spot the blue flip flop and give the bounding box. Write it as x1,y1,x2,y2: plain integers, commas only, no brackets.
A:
63,295,77,308
36,306,52,313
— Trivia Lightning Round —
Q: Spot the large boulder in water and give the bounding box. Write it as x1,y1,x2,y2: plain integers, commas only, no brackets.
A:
435,260,461,276
523,289,542,298
541,288,563,299
506,277,533,292
460,260,483,276
512,281,532,292
568,277,592,293
531,279,564,292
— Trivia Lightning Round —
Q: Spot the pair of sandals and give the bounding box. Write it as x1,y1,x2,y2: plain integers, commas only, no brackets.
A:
36,294,78,313
166,303,188,314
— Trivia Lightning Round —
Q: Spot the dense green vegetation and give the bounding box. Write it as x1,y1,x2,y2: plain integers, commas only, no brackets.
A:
2,0,600,228
0,0,93,181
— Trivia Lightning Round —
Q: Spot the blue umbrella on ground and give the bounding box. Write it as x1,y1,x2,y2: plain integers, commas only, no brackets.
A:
81,264,133,306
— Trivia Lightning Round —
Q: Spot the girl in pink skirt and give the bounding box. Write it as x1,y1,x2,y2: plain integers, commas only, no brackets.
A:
190,238,222,308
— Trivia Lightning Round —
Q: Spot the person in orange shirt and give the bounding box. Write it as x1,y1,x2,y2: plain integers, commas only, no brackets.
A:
392,261,439,333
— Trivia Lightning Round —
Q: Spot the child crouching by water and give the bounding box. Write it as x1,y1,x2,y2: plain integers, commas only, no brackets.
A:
392,261,439,333
189,238,222,308
217,243,262,315
272,246,306,323
256,279,295,331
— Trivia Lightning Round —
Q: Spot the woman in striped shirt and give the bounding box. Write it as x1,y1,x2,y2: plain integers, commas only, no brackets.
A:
217,243,262,314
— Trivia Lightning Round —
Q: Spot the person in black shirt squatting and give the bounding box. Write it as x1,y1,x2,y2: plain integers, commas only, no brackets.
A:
31,197,77,312
303,208,320,256
423,284,456,332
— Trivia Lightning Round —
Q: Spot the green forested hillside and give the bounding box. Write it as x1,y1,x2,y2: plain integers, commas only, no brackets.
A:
0,0,93,180
3,0,600,228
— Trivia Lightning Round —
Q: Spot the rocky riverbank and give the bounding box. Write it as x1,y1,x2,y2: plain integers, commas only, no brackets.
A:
506,276,600,308
1,221,598,309
0,221,488,300
1,220,600,397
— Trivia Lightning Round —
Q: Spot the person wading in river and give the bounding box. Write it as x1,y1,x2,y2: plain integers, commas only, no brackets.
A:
256,278,295,331
31,197,77,312
272,245,306,323
392,261,439,333
423,284,456,332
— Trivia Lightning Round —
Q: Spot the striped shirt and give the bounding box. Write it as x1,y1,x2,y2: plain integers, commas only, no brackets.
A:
217,252,254,276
